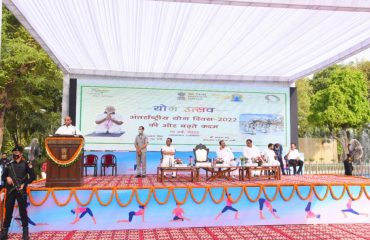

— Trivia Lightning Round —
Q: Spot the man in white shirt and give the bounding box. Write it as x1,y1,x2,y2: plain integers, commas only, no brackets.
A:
285,143,303,175
243,139,262,164
216,140,237,176
55,116,82,135
262,143,280,166
95,106,123,134
161,138,176,177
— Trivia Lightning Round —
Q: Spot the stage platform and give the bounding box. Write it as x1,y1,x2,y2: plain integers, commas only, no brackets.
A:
31,174,370,188
9,175,370,234
6,223,370,240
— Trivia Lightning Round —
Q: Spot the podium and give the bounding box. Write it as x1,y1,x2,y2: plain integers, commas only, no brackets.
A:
45,136,84,187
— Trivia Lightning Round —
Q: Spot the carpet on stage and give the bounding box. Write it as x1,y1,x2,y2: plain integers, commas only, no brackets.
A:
30,174,370,188
6,224,370,240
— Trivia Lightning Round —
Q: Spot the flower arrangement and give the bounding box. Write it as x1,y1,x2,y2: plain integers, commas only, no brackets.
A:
215,158,224,164
174,158,182,164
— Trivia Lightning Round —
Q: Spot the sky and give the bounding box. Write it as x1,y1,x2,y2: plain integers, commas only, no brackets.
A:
341,47,370,64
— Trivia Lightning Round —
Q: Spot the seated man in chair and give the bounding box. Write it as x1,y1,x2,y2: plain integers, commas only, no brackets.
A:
216,140,237,177
161,138,176,178
285,143,303,175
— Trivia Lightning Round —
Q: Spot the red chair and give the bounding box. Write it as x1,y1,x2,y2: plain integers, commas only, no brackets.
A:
101,154,117,176
84,154,98,176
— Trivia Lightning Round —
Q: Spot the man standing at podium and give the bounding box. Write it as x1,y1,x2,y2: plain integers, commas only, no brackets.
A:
55,116,82,135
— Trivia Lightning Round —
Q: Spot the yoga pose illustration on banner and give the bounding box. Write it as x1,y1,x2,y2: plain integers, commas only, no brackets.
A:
215,193,239,220
259,198,279,220
170,203,190,222
305,194,321,219
341,198,368,218
117,205,146,223
70,206,97,224
14,202,48,227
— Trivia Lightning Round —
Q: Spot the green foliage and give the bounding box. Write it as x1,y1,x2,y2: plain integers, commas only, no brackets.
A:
0,7,63,152
308,65,370,132
296,78,313,137
356,61,370,102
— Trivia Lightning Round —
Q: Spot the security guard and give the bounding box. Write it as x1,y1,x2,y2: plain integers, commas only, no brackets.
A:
0,146,35,240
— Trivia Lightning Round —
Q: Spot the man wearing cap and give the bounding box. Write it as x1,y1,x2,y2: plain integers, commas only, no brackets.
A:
0,146,36,240
55,116,82,135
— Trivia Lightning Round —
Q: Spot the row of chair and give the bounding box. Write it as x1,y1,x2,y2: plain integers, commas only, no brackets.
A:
83,154,117,176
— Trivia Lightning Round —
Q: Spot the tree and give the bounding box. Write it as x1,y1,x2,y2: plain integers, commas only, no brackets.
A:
308,65,370,160
0,7,63,151
296,78,313,137
356,61,370,103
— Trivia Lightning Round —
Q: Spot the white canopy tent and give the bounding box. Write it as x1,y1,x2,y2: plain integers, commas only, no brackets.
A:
3,0,370,115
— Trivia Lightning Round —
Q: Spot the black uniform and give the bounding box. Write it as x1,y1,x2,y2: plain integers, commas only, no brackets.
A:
1,158,35,228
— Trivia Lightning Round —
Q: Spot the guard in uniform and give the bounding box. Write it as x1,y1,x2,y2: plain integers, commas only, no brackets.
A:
0,146,36,240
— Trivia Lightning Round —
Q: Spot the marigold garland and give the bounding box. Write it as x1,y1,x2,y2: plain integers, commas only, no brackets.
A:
135,188,153,206
345,185,363,201
172,188,189,205
24,184,370,208
295,185,312,201
244,186,262,202
189,187,208,204
226,187,244,204
262,186,279,202
115,189,135,207
208,187,225,204
153,188,172,205
95,189,115,206
312,185,330,201
329,185,346,200
74,189,96,206
45,137,84,167
279,186,296,201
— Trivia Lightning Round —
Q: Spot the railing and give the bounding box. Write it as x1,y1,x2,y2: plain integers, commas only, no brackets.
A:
304,162,370,177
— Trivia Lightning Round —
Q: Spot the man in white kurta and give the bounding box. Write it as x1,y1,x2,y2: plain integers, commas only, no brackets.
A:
55,116,82,135
216,140,237,176
161,138,176,177
242,139,261,164
262,143,280,166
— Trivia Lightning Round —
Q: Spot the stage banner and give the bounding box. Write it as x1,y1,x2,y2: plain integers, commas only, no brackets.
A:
76,78,290,151
19,185,370,233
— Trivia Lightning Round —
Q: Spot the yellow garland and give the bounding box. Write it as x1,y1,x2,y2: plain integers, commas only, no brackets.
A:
244,186,262,202
189,187,208,204
135,188,153,206
152,188,172,205
172,188,189,205
115,189,136,207
95,188,115,206
24,184,370,207
329,185,346,201
363,186,370,200
208,187,225,204
226,187,244,204
28,190,51,206
295,185,312,201
278,186,296,201
346,185,363,201
51,189,74,206
262,186,279,202
74,189,96,206
312,185,330,201
44,138,84,167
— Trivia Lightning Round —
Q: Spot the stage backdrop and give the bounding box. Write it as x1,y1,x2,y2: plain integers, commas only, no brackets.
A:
76,77,290,151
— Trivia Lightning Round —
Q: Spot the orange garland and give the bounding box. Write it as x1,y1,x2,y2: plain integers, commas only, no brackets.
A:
24,184,370,207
